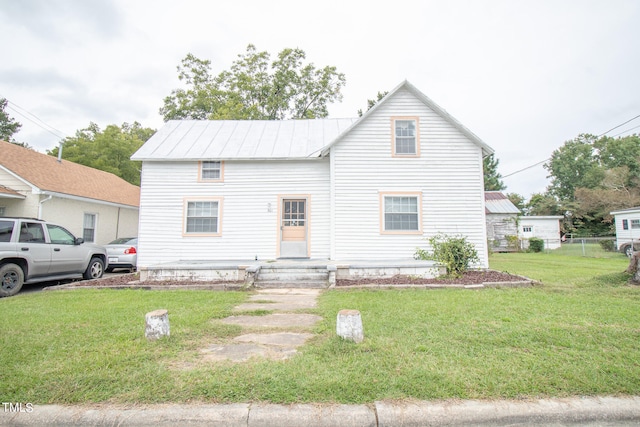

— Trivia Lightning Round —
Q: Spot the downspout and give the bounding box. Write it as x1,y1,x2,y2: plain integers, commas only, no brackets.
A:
38,195,53,219
115,207,121,239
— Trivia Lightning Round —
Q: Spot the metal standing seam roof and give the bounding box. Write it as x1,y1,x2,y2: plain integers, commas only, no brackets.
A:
132,81,495,162
131,118,359,161
484,191,521,214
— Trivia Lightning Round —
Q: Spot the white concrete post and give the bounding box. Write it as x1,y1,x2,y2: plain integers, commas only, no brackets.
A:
337,309,364,343
145,309,170,340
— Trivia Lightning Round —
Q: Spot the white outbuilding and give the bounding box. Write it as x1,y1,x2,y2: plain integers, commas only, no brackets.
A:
610,207,640,256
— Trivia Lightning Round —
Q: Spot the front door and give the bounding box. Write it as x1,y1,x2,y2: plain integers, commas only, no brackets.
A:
279,198,308,258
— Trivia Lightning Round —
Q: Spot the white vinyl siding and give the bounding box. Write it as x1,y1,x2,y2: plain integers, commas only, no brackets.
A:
137,160,330,266
331,87,488,266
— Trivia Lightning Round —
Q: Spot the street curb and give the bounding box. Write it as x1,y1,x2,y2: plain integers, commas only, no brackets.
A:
2,396,640,426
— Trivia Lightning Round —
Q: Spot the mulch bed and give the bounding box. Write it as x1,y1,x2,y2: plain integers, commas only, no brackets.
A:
335,270,528,287
70,270,529,288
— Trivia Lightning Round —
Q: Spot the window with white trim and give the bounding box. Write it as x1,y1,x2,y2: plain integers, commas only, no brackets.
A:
383,195,420,231
522,226,533,233
393,118,419,156
185,200,220,234
200,161,222,181
623,219,629,230
632,219,640,229
0,207,5,216
83,213,96,242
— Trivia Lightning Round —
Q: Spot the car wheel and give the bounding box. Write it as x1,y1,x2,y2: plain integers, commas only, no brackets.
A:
84,257,105,280
0,263,25,297
624,245,634,258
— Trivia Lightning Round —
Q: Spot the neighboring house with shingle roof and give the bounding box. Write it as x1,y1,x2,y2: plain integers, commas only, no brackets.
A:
0,140,139,244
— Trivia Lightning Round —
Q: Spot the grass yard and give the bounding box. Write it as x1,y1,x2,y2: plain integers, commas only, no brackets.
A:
1,250,639,404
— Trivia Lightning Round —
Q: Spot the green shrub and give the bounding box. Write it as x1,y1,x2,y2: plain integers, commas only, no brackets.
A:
505,235,520,251
528,237,544,253
415,233,479,277
599,239,616,252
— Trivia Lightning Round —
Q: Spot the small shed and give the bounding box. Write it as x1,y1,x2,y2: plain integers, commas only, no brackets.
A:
485,191,520,252
518,216,563,250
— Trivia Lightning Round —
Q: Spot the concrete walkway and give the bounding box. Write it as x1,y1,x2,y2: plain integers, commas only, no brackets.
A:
3,396,640,426
200,288,322,362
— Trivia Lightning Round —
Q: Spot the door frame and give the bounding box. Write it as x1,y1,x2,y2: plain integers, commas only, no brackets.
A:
277,195,311,258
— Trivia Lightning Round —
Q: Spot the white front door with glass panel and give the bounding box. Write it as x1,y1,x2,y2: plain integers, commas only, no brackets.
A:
280,199,308,258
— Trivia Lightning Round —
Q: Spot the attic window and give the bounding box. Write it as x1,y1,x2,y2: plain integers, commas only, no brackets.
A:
199,161,223,182
392,117,420,157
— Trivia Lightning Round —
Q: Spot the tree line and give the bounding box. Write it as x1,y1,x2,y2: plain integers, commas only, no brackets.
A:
2,44,637,236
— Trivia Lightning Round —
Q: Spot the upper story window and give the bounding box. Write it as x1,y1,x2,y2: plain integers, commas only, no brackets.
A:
632,219,640,229
522,226,533,233
392,117,420,157
199,161,224,182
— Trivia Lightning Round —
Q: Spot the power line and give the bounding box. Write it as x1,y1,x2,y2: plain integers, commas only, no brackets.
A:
503,113,640,179
610,123,640,138
1,96,68,140
502,159,548,178
597,113,640,137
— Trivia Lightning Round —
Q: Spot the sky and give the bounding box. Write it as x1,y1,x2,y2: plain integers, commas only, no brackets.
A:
1,0,639,199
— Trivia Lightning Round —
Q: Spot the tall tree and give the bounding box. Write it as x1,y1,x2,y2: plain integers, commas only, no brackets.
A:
161,45,346,121
48,122,154,186
483,153,506,191
0,98,22,142
357,91,388,117
545,134,603,200
545,133,640,235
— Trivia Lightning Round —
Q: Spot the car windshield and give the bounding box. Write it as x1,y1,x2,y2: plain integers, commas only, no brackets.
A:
108,237,137,245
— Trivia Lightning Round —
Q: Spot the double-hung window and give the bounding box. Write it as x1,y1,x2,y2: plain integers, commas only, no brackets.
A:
381,193,422,233
184,199,222,235
200,161,223,181
632,219,640,229
83,213,96,242
392,117,419,156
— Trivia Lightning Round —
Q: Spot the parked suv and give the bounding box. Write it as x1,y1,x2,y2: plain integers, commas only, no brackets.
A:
0,218,108,297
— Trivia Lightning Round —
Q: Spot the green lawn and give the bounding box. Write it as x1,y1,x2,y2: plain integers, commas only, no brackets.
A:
1,251,639,404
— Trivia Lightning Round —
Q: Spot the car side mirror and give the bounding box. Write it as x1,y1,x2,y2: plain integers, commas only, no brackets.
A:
75,237,84,245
